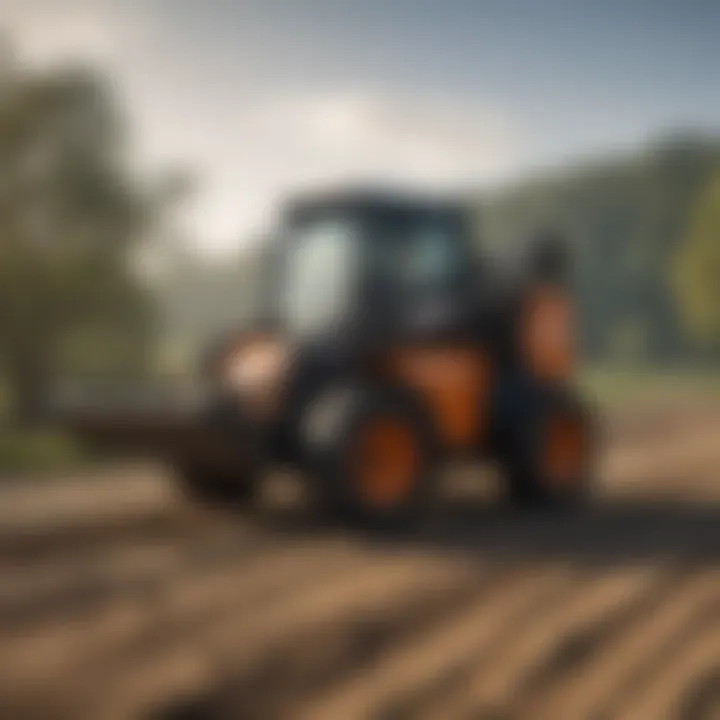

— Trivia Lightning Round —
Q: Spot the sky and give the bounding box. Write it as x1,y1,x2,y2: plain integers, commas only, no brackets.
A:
1,0,719,254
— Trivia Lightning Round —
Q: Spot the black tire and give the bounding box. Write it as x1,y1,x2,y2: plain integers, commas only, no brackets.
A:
502,385,595,510
175,396,260,508
301,384,439,529
176,462,257,506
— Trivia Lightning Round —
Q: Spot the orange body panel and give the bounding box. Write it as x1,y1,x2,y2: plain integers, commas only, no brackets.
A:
520,286,574,381
542,412,586,488
382,347,491,449
353,417,419,508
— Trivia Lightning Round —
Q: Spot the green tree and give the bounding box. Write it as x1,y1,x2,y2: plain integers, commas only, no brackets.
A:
0,63,161,423
479,135,720,364
673,174,720,350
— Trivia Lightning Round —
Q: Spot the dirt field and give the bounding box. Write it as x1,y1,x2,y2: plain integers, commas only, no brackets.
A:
1,400,720,720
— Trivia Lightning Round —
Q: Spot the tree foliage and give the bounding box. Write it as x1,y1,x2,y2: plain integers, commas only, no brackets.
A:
478,135,720,365
673,174,720,348
0,64,159,422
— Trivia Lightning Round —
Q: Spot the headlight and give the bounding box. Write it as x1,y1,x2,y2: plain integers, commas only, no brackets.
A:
226,341,284,387
221,338,289,412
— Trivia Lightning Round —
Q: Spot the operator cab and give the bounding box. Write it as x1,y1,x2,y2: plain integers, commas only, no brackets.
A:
269,189,479,345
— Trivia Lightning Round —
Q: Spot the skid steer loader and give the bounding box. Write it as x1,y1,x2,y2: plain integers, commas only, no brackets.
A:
66,189,595,525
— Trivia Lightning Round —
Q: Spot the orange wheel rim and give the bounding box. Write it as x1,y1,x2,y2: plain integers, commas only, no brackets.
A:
543,413,586,487
353,418,418,509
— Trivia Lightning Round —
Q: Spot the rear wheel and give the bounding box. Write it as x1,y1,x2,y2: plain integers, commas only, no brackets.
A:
303,385,438,528
503,386,594,510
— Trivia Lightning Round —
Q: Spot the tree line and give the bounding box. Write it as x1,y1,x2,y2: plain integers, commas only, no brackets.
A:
0,54,717,425
478,135,720,366
0,56,172,423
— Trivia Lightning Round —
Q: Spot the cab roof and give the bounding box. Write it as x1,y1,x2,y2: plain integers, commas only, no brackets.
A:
284,186,467,223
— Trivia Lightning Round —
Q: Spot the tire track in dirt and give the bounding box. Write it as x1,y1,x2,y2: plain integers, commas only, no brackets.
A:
519,569,720,720
413,563,668,720
297,565,572,720
77,553,484,720
0,538,362,692
158,559,495,719
613,621,720,720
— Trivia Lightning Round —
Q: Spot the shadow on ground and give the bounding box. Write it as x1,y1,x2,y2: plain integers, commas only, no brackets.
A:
255,493,720,567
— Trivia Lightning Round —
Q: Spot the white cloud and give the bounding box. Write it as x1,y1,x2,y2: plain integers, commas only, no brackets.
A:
0,0,148,66
245,90,519,186
172,89,524,253
0,2,524,255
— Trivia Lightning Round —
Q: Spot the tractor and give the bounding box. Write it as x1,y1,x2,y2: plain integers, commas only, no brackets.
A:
68,188,595,526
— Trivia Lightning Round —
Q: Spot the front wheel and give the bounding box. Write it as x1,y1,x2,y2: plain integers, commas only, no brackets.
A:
302,385,439,529
174,396,261,508
502,386,595,510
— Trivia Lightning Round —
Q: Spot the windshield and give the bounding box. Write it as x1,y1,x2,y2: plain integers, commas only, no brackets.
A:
391,217,466,295
279,216,359,335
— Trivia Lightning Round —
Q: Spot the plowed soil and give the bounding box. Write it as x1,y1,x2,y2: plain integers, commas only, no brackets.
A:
1,400,720,720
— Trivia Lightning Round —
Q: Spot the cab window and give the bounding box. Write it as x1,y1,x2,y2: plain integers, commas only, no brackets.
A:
392,215,467,296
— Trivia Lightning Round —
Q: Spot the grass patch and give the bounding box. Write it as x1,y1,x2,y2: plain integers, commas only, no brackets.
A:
0,428,92,479
581,367,720,406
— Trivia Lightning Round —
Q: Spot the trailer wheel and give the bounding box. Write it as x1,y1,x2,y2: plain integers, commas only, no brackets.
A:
175,397,260,508
303,385,438,528
176,462,257,506
503,386,595,510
